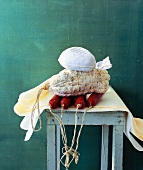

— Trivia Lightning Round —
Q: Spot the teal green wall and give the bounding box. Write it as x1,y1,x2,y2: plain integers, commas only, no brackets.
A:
1,0,143,169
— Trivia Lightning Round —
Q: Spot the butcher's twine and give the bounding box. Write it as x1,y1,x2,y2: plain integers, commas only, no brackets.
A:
31,88,43,132
50,105,92,170
30,88,92,169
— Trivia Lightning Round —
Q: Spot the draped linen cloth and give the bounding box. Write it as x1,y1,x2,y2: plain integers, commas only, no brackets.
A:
14,86,143,151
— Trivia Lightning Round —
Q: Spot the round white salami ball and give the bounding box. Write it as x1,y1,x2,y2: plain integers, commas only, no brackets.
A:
58,47,96,72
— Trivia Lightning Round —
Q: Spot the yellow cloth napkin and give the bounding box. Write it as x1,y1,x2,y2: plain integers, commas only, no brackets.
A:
14,86,143,151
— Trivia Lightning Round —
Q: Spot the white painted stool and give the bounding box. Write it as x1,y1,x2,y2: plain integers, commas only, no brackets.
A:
47,110,124,170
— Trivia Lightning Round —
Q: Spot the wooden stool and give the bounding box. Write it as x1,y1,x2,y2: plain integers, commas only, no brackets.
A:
47,110,124,170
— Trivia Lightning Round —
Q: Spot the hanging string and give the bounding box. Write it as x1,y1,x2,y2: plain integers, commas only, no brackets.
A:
60,108,68,145
49,105,92,170
50,107,79,170
31,88,44,132
75,106,92,151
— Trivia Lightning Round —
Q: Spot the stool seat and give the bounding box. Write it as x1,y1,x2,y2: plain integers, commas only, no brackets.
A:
46,109,124,170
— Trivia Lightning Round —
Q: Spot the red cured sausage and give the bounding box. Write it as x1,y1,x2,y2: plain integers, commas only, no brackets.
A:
87,93,103,107
75,95,86,109
61,97,71,109
49,94,61,109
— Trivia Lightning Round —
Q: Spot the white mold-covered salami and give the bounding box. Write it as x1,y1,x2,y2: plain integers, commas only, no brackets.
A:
46,68,110,96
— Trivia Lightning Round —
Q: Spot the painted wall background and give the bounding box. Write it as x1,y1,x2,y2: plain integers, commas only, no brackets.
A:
0,0,143,169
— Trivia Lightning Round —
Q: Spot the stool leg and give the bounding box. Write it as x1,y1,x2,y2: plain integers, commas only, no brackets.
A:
101,125,109,170
112,125,124,170
47,125,56,170
56,125,61,170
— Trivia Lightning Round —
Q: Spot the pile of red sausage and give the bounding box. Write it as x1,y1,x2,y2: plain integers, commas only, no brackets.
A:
49,93,103,109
